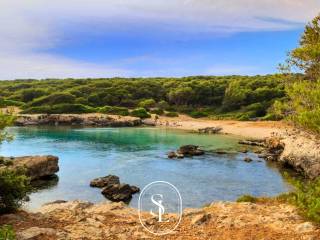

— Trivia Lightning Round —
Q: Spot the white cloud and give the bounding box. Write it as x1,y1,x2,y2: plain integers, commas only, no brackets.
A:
0,0,319,79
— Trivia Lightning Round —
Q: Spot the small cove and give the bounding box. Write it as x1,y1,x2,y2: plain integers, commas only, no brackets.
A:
0,126,292,211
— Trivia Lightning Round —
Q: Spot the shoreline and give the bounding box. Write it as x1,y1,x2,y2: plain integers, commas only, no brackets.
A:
152,114,290,140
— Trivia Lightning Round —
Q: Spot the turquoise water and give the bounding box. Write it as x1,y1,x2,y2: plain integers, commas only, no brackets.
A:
0,127,291,210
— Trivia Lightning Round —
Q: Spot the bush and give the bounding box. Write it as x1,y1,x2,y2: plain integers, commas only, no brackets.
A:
237,195,258,203
189,111,209,118
150,108,164,115
286,80,320,134
138,99,156,109
29,93,75,107
281,176,320,223
0,168,30,214
0,99,25,108
165,112,179,117
98,106,129,116
0,225,15,240
130,108,151,119
21,104,96,114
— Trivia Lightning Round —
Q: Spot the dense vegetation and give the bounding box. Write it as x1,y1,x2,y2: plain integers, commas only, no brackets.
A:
280,14,320,134
0,75,287,120
0,113,30,215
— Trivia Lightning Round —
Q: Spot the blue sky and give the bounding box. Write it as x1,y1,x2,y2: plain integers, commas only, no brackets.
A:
0,1,319,79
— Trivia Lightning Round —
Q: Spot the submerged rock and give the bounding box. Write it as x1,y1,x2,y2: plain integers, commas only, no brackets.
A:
244,157,253,163
90,175,120,188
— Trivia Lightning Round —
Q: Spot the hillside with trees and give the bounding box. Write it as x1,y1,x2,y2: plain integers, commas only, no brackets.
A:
0,75,287,120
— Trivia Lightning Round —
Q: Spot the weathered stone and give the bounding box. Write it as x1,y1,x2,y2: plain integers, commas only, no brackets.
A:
4,155,59,181
90,175,120,188
177,145,205,156
15,114,142,127
17,227,57,240
102,183,138,202
191,213,211,225
198,127,222,134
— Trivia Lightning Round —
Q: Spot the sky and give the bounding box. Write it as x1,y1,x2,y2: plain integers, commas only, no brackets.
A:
0,0,319,79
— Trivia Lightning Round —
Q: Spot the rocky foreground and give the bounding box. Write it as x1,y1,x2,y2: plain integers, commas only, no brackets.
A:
0,200,319,240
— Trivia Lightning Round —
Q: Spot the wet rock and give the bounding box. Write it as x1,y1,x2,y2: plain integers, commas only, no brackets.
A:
102,183,139,202
168,151,178,159
244,157,253,163
177,145,205,156
90,175,120,188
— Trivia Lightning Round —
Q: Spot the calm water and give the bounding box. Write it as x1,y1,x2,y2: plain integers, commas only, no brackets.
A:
0,127,291,211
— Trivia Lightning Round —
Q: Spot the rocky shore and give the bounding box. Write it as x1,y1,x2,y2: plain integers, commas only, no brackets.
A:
15,114,142,127
1,200,318,240
0,155,59,181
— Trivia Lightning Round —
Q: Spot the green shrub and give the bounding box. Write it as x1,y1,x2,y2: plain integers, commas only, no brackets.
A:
237,195,258,203
0,168,30,214
0,225,15,240
21,104,95,114
281,176,320,223
98,106,129,116
285,80,320,134
157,100,169,110
0,99,25,108
130,108,151,119
138,99,156,109
189,111,209,118
150,108,164,115
29,93,75,107
165,112,179,117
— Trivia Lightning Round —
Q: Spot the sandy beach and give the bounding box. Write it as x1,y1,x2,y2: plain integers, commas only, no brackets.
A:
154,114,290,139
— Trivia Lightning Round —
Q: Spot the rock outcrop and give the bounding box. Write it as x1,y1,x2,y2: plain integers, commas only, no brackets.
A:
101,183,139,202
90,175,140,202
90,175,120,188
1,155,59,181
198,126,222,134
262,132,320,179
15,114,142,127
1,200,319,240
168,145,205,159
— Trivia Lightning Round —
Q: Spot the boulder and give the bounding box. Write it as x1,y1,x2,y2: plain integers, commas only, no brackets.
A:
90,175,120,188
168,151,178,159
177,145,205,156
198,127,222,134
101,183,140,202
4,155,59,181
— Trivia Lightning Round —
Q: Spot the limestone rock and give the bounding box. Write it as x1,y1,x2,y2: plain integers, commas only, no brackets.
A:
17,227,56,240
90,175,120,188
5,155,59,181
